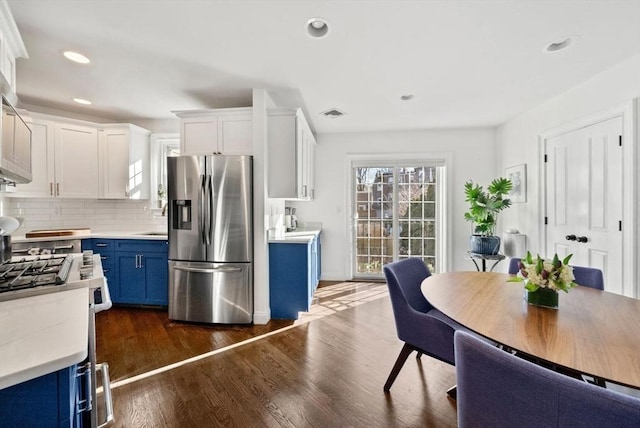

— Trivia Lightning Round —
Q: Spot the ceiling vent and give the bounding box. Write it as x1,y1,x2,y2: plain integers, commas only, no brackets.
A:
320,108,346,118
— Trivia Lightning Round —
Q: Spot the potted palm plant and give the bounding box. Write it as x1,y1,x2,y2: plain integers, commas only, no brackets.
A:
464,177,513,255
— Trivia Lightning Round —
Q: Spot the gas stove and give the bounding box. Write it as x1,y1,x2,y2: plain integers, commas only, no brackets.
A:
0,254,73,294
0,253,109,303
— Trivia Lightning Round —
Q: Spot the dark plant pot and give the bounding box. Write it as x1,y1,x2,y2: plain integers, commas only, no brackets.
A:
525,287,559,309
469,235,501,255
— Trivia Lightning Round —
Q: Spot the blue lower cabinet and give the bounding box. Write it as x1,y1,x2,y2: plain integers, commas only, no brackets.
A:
269,234,321,320
116,252,146,303
0,364,85,427
85,239,118,303
144,252,169,305
114,240,168,306
81,238,168,306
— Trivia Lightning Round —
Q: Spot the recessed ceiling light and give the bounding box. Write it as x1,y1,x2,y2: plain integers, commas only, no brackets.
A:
543,35,579,53
400,94,414,101
306,17,330,38
73,98,92,105
63,50,91,64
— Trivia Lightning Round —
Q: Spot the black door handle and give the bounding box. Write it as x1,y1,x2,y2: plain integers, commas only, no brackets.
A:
577,236,588,243
565,234,577,241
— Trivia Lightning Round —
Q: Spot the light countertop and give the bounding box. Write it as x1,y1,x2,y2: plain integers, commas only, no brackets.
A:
12,230,168,243
268,228,321,244
0,287,89,390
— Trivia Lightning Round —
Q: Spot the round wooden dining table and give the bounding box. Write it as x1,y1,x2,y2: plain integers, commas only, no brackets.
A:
421,271,640,390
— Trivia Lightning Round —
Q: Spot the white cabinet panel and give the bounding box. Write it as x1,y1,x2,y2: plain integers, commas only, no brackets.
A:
268,108,316,200
219,116,252,155
54,123,98,198
98,125,150,199
181,116,218,155
0,7,27,92
174,107,252,155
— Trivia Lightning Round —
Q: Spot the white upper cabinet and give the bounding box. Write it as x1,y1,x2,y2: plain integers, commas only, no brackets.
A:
53,122,99,198
173,107,252,155
268,108,316,200
10,113,151,200
98,124,150,199
12,116,99,198
12,118,100,199
0,2,28,92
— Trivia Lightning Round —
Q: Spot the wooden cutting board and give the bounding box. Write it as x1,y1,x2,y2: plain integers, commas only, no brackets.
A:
25,228,91,238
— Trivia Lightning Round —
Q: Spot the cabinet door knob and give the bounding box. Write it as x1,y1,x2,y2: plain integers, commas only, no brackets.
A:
577,236,588,243
565,234,577,241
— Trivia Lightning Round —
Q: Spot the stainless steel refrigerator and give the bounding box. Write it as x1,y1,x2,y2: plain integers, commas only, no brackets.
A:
167,155,253,324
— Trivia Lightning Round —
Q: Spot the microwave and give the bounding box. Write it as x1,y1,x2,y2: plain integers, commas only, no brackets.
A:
0,95,32,184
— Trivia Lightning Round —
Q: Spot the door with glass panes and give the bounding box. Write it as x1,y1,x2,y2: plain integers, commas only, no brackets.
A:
353,164,441,279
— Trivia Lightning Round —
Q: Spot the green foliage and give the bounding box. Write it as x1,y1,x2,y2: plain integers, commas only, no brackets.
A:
464,177,512,236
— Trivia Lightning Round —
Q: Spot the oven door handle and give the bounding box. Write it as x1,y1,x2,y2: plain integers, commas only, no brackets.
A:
97,362,114,428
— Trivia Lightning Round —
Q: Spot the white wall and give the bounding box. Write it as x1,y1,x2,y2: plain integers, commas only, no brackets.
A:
289,128,497,280
497,54,640,265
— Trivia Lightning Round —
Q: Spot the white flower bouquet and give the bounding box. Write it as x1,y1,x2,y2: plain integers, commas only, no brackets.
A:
508,251,577,293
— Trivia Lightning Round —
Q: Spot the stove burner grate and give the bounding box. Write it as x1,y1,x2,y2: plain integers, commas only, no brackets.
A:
0,255,73,294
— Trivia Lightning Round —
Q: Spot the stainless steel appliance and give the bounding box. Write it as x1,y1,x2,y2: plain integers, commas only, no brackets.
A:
168,155,253,324
0,95,32,184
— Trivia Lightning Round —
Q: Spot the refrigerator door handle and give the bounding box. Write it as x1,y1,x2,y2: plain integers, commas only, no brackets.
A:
200,174,207,245
174,265,243,274
206,174,213,246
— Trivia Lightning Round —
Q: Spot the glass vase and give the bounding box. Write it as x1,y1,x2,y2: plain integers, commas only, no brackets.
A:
525,287,559,309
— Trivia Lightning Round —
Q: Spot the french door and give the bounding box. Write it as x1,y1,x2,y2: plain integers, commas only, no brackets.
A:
352,162,444,279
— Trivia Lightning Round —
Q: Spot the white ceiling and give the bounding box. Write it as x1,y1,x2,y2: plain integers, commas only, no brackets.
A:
7,0,640,134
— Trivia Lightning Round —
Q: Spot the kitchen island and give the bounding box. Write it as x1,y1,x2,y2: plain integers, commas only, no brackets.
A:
0,287,89,389
0,254,107,426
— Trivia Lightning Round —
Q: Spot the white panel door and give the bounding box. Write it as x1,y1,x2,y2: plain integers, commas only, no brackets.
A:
54,123,99,198
99,128,129,199
546,116,623,293
181,116,218,154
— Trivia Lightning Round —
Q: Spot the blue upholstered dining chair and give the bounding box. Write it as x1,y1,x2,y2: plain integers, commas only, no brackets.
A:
382,257,462,396
508,257,604,290
454,330,640,428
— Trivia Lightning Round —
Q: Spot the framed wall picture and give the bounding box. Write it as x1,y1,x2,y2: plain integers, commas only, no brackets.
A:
505,164,526,203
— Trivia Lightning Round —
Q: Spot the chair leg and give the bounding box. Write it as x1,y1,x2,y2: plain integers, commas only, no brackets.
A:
446,385,457,399
384,343,415,392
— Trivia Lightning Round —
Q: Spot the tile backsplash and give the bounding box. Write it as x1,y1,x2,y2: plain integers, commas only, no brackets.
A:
3,198,167,235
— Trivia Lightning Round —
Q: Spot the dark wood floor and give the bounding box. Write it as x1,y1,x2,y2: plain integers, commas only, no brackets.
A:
96,307,293,382
96,293,458,427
